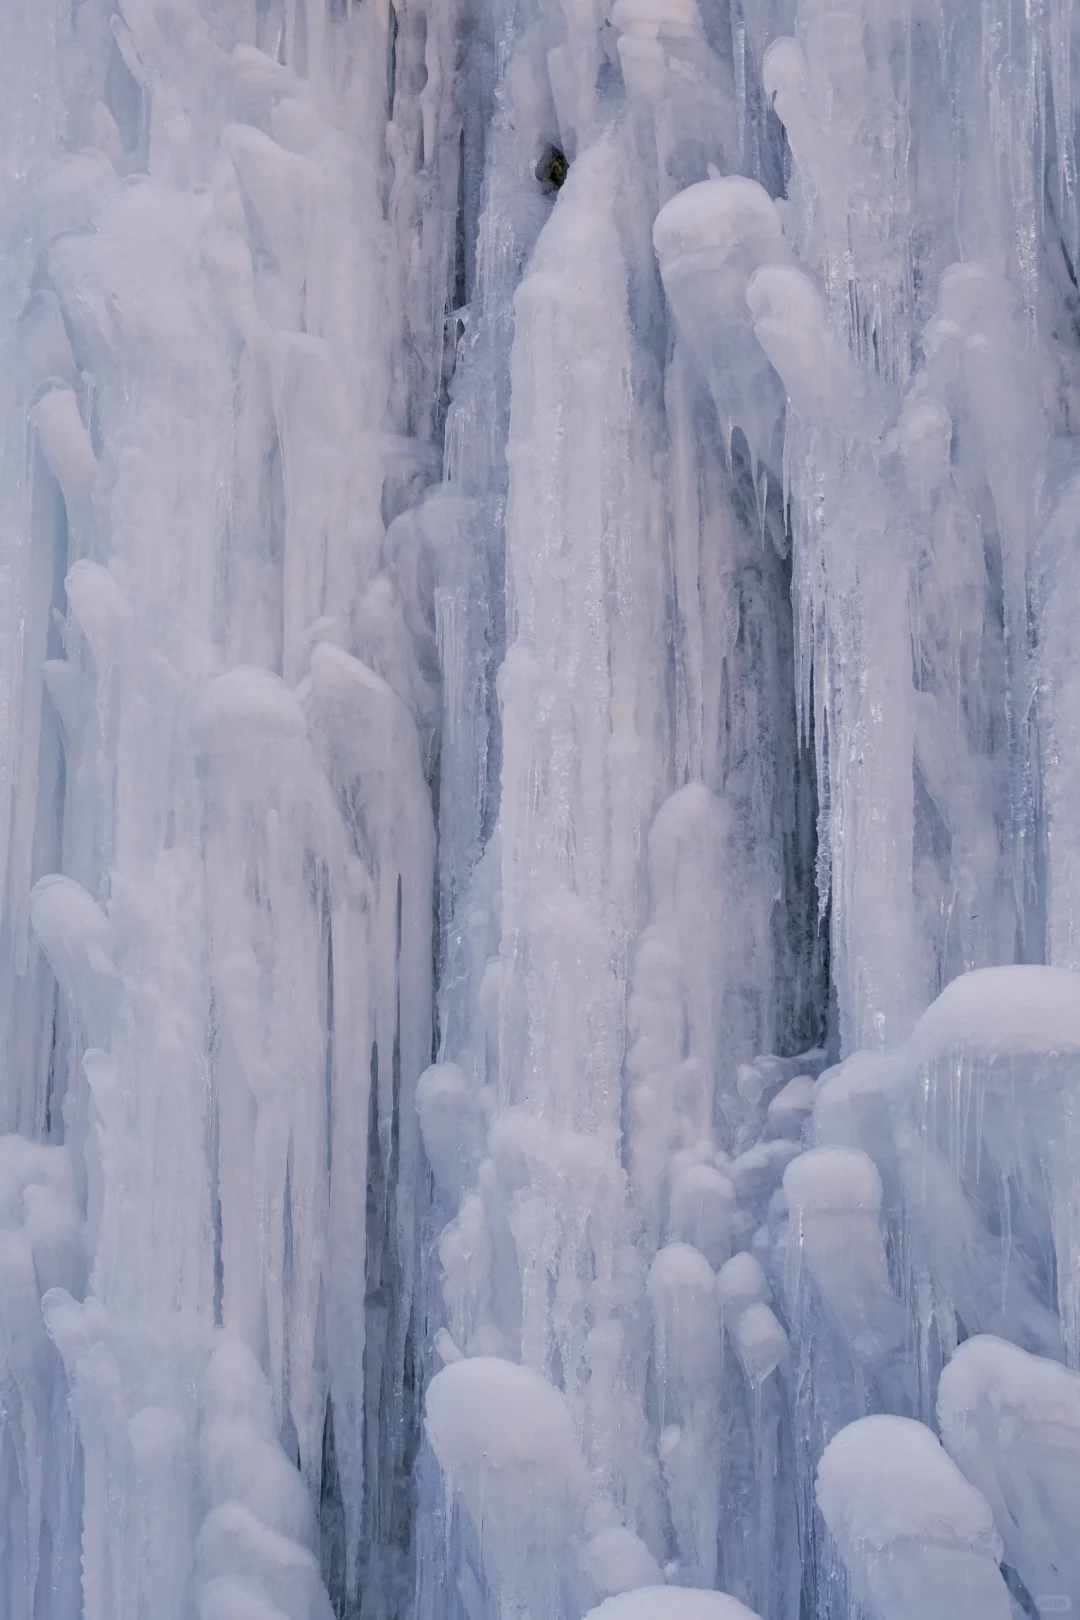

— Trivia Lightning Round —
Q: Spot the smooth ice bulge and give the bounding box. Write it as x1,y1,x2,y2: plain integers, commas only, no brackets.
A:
2,2,1080,1620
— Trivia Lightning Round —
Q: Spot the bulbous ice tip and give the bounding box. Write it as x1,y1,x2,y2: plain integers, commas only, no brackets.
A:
199,1573,294,1620
424,1355,580,1476
911,964,1080,1057
30,385,97,493
229,42,301,112
717,1250,771,1311
612,0,701,38
653,176,785,277
29,874,114,975
41,1287,109,1368
762,37,808,109
896,395,952,490
584,1586,764,1620
939,1332,1080,1433
783,1145,883,1216
647,781,730,884
669,1164,735,1269
816,1414,1002,1557
309,640,393,705
64,560,130,652
582,1526,665,1598
744,261,835,419
766,1075,815,1136
745,261,822,332
936,261,1000,332
192,667,307,755
897,395,951,449
271,97,325,156
648,1239,717,1299
734,1301,789,1382
202,1334,277,1438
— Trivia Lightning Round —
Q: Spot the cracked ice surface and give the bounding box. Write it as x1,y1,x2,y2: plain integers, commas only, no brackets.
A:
2,2,1080,1620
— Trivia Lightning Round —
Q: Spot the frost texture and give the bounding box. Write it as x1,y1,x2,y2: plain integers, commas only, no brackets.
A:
1,2,1080,1620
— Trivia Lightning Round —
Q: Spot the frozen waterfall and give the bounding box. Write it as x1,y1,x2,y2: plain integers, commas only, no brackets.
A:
2,1,1080,1618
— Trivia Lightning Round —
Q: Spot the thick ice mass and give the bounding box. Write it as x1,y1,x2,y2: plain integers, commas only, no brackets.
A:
815,1416,1012,1620
3,0,1080,1618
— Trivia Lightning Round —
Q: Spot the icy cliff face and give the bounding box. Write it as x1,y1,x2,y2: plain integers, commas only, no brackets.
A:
2,2,1080,1619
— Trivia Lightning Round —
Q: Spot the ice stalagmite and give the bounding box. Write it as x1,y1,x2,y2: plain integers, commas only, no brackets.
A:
3,1,1080,1619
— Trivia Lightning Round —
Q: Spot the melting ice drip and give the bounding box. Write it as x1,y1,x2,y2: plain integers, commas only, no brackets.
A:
2,2,1080,1620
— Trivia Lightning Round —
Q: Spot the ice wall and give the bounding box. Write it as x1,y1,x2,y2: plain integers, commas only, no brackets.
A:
419,0,1080,1614
2,1,1080,1620
0,4,442,1617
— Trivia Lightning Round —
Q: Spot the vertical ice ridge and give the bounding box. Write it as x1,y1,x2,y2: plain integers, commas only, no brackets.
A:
418,0,1080,1615
0,3,444,1617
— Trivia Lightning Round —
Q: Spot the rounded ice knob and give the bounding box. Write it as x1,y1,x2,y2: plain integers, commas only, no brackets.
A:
193,667,307,756
762,38,814,154
612,0,702,98
896,396,953,494
817,1415,1011,1620
584,1587,763,1619
762,37,808,108
653,177,786,284
29,875,118,1008
424,1355,587,1492
425,1357,590,1606
745,263,829,419
717,1250,770,1313
653,177,790,467
938,1336,1080,1607
612,0,702,37
582,1526,664,1598
783,1143,883,1217
668,1162,735,1269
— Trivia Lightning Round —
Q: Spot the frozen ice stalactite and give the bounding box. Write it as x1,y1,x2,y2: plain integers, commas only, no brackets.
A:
585,1594,762,1620
40,1297,336,1620
654,0,1063,1054
783,1148,911,1410
426,1356,593,1615
0,1139,83,1620
653,176,789,469
425,960,1080,1618
938,1336,1080,1611
816,1416,1013,1620
797,969,1080,1615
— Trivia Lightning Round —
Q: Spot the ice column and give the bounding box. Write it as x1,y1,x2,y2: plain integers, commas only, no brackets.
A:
0,4,444,1617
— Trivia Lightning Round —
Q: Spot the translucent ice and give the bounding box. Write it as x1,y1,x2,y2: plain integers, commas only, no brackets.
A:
938,1336,1080,1610
3,2,1080,1619
816,1416,1012,1620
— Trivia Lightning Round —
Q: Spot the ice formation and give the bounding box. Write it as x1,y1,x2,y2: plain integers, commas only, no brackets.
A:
3,1,1080,1619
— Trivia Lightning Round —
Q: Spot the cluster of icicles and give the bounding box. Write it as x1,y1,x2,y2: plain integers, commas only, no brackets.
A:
423,968,1080,1620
